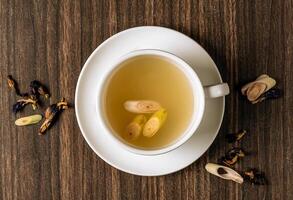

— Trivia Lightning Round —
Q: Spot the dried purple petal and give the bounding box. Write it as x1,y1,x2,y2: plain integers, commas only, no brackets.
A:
226,130,247,143
30,80,50,99
243,169,267,185
12,96,38,113
219,148,245,166
13,101,27,113
39,98,69,135
253,88,282,104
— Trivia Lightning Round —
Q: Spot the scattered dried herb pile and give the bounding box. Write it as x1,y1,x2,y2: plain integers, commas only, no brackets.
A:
206,74,283,185
7,75,70,134
206,129,267,185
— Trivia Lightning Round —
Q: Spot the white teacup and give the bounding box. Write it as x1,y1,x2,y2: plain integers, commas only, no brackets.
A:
97,49,229,155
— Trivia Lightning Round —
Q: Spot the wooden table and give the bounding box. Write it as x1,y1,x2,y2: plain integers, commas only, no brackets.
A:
1,0,292,199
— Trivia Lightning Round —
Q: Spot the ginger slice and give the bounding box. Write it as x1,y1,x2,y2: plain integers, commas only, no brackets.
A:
124,100,161,113
124,115,147,140
143,109,167,137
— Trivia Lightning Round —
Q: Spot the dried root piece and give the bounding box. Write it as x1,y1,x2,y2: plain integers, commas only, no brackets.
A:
243,169,267,185
124,115,147,140
39,98,68,135
205,163,243,184
124,100,161,113
219,148,245,166
15,114,42,126
143,109,167,137
241,74,276,103
30,80,50,99
226,129,247,143
13,95,38,113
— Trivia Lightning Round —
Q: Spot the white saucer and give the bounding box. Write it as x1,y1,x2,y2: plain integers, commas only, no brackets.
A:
75,26,225,176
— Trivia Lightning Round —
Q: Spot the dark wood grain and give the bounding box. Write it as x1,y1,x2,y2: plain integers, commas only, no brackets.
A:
1,0,293,199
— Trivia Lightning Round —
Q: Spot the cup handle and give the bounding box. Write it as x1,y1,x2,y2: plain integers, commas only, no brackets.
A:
204,83,230,98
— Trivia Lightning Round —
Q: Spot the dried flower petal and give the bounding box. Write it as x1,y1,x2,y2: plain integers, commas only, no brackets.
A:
219,148,245,166
243,169,267,185
241,74,276,103
226,130,247,143
12,96,38,113
7,75,22,96
13,101,27,113
39,98,69,135
7,75,15,88
30,80,50,99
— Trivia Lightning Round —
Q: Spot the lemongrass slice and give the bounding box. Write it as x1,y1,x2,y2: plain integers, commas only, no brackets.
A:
205,163,243,184
241,74,276,102
143,109,167,137
124,115,147,140
124,100,161,113
15,114,42,126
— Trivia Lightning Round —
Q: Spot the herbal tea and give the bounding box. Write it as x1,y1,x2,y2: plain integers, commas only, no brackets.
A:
103,55,194,149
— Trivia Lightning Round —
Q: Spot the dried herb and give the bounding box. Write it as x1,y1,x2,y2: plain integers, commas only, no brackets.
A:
226,129,247,143
241,74,276,103
7,75,23,96
243,169,267,185
12,95,38,113
15,114,42,126
39,98,68,135
252,88,282,104
205,163,244,184
220,148,245,166
30,80,50,99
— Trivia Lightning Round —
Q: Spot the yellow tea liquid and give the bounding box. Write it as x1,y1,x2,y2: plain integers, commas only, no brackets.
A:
103,55,194,149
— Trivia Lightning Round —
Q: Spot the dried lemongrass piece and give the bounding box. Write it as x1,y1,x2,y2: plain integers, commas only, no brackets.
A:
246,83,267,101
124,115,147,140
15,114,42,126
124,100,161,113
205,163,243,184
241,74,276,102
143,109,167,137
